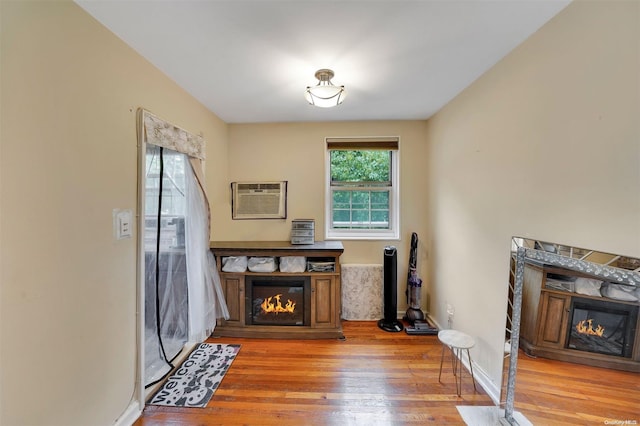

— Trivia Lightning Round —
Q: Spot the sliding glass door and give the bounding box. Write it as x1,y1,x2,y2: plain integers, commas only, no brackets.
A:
144,145,189,386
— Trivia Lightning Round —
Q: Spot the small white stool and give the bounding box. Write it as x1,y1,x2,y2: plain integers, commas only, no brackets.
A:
438,329,477,396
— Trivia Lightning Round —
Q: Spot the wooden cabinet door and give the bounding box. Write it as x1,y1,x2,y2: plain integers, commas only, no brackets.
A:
311,277,335,328
521,263,543,344
537,291,570,348
220,274,244,326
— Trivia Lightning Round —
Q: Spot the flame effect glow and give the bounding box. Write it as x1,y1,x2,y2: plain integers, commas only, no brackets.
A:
261,294,296,314
576,319,605,337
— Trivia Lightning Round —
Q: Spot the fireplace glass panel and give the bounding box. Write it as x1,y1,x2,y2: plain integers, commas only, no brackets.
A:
567,298,638,358
246,276,311,326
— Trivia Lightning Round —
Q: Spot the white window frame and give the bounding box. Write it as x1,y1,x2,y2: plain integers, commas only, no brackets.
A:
325,137,400,240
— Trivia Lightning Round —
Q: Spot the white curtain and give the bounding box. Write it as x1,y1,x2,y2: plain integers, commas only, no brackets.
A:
185,157,229,342
139,109,228,386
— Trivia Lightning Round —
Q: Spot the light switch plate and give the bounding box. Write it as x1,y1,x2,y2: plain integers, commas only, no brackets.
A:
113,209,133,240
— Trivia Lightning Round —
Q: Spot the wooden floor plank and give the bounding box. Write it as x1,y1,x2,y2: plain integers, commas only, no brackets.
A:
135,321,639,425
513,349,640,425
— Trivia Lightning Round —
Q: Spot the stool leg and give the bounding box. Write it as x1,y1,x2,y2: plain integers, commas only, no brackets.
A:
438,343,446,383
450,346,457,376
466,348,477,392
456,348,462,397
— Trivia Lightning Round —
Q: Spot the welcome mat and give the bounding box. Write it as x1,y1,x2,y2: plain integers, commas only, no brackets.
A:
148,343,241,408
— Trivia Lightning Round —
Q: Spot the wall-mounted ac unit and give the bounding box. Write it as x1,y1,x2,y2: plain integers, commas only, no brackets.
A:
231,181,287,219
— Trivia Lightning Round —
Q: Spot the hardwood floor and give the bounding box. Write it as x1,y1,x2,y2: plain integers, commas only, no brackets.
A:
513,350,640,425
135,321,639,425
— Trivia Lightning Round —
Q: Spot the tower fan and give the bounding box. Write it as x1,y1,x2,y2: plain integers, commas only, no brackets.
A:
378,246,404,332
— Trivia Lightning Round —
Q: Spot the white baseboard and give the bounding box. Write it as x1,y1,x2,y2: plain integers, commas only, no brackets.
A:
466,360,501,404
113,400,143,426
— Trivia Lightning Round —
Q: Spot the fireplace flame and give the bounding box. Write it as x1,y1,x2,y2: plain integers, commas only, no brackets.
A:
576,319,605,337
261,294,296,314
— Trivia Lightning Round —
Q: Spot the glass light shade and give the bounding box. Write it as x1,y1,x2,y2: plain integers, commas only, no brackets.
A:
305,69,346,108
305,84,346,108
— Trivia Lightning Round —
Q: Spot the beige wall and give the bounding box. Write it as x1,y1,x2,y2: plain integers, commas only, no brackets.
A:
0,2,227,425
426,0,639,397
2,0,638,422
221,121,431,310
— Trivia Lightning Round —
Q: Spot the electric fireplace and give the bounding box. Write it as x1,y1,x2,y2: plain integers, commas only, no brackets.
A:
245,275,311,326
567,297,638,358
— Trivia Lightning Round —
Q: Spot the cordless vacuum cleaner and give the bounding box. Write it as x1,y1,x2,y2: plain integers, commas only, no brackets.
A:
404,232,425,324
404,233,438,335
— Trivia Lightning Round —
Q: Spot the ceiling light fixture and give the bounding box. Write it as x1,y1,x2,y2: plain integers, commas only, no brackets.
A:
304,69,346,108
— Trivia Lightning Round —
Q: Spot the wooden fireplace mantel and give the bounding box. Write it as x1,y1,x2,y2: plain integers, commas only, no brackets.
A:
210,241,344,339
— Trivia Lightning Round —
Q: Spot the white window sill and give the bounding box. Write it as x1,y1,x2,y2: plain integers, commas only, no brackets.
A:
326,231,400,241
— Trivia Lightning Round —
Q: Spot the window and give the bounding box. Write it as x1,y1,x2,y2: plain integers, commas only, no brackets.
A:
325,137,399,240
145,147,187,251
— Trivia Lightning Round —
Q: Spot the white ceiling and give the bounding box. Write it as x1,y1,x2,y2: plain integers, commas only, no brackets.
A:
76,0,571,124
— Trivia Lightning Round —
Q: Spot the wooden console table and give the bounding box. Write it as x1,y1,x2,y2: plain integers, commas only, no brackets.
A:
210,241,344,339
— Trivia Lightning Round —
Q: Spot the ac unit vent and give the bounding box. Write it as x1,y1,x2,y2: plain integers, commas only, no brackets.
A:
232,181,287,219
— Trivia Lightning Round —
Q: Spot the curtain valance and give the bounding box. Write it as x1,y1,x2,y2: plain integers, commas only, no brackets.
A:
142,109,205,160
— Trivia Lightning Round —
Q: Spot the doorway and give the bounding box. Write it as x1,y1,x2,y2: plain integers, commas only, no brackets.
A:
136,109,228,394
143,145,190,386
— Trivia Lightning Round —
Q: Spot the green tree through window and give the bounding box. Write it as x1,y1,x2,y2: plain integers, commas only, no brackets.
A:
330,151,390,183
327,140,398,239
